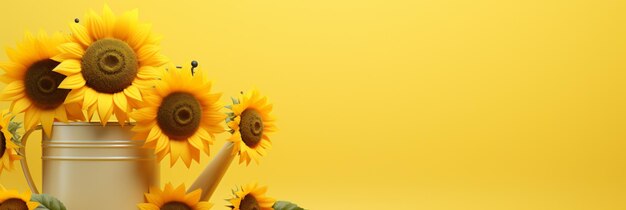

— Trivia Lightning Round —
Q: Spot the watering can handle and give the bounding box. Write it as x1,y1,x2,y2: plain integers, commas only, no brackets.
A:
18,125,42,194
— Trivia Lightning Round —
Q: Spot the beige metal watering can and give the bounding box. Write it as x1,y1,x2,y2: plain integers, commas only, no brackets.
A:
19,122,235,210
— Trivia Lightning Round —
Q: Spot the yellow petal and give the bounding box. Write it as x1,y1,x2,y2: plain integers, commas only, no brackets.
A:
52,59,81,75
10,97,32,114
114,107,129,125
156,135,169,154
87,9,107,39
184,189,202,204
101,4,116,37
40,110,55,137
130,107,157,122
83,88,98,108
0,62,26,79
123,85,142,101
23,109,40,131
65,103,85,121
58,73,86,89
70,22,92,46
137,45,159,62
137,203,159,210
0,81,25,100
137,66,160,80
97,93,114,124
55,43,85,60
114,9,138,40
54,106,68,122
62,87,80,104
146,126,162,142
188,135,204,151
113,92,128,111
142,54,169,67
127,23,152,50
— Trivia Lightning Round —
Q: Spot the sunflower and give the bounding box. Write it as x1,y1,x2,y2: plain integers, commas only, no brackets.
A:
0,31,85,136
0,185,39,210
228,182,275,210
130,65,225,167
0,110,20,175
137,183,212,210
53,5,168,125
226,89,276,165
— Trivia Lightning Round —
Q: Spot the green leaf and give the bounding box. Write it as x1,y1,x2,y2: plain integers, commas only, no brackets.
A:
31,194,67,210
273,201,305,210
8,120,22,145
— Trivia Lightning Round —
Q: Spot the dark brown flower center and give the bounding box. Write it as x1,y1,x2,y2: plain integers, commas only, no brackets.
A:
160,201,192,210
239,195,260,210
82,38,138,93
240,109,264,148
0,198,28,210
157,92,202,140
0,131,6,159
23,59,69,110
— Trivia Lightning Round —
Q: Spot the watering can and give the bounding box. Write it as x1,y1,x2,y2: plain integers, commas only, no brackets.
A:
19,122,234,210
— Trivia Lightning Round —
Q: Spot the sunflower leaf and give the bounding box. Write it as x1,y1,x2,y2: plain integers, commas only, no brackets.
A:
8,120,22,145
31,194,67,210
273,201,305,210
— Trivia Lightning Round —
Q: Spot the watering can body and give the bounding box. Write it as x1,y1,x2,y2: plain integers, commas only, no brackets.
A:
20,123,159,210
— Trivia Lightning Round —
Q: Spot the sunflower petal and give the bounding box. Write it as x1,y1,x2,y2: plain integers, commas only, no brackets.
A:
97,93,114,124
40,110,55,137
52,59,81,75
143,54,169,67
87,9,107,39
0,81,25,100
69,22,92,46
58,73,86,89
127,23,152,50
114,9,138,40
123,85,142,101
24,109,40,131
137,45,160,62
10,97,32,114
101,4,116,37
55,43,85,61
54,106,68,122
113,92,128,111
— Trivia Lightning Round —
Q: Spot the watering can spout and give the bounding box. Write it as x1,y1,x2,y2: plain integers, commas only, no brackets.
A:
188,142,236,201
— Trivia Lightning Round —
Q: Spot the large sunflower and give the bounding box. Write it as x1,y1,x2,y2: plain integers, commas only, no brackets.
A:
228,182,275,210
227,89,276,165
130,65,225,167
0,31,85,135
0,110,20,175
0,185,39,210
53,5,168,125
138,183,212,210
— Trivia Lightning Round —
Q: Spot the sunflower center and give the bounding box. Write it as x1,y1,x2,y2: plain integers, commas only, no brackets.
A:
240,109,264,148
0,198,28,210
240,195,261,210
160,201,192,210
0,131,6,159
82,38,138,93
23,59,70,110
157,92,202,140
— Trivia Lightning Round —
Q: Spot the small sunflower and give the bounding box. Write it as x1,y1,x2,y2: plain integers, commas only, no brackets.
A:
226,89,276,165
0,185,39,210
228,182,275,210
0,31,85,136
130,65,225,167
53,5,168,125
138,183,212,210
0,110,21,175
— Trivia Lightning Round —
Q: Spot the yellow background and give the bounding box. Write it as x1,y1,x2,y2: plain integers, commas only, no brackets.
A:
1,0,626,209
